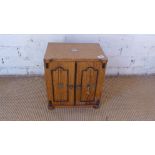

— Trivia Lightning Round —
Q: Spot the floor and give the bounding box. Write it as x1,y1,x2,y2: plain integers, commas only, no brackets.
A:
0,75,155,121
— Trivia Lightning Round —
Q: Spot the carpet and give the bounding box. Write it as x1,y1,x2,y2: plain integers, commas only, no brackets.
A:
0,75,155,121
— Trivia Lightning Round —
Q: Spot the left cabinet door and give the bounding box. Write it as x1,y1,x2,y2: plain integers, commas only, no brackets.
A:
45,61,75,106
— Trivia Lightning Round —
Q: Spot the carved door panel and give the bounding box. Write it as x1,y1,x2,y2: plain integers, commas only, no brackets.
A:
76,61,104,105
46,61,75,105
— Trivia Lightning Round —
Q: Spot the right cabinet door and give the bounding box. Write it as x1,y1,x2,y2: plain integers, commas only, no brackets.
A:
76,61,105,105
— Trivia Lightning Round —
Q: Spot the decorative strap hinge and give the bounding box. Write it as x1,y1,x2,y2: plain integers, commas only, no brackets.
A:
45,63,49,69
102,63,106,69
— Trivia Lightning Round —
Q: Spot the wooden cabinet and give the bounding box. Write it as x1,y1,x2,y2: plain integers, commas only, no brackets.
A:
44,43,108,109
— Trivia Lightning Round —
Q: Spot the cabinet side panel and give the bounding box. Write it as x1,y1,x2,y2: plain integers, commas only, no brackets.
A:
44,62,53,101
96,64,105,101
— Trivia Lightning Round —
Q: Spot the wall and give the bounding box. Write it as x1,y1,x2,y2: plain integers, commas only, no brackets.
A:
0,34,155,75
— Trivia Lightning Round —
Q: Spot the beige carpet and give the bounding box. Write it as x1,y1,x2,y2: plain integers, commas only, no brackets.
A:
0,75,155,121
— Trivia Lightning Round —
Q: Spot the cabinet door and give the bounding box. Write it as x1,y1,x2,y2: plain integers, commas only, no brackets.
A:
45,61,75,105
76,61,104,105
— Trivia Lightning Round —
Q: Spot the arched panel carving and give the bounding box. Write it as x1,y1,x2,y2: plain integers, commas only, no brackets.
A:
51,67,69,102
80,67,98,102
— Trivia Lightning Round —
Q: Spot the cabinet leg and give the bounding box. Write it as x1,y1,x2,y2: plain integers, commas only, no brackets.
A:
48,101,55,110
93,100,100,109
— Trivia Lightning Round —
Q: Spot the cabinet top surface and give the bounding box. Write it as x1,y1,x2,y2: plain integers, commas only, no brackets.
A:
44,43,107,61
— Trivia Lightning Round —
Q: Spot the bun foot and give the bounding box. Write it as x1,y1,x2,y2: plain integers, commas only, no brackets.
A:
48,101,55,110
93,100,100,109
93,105,100,109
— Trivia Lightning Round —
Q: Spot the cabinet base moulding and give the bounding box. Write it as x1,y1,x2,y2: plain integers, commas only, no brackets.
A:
48,100,101,109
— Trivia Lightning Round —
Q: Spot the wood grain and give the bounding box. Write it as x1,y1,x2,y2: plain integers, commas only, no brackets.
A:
45,61,75,105
76,61,104,105
44,43,108,62
44,43,107,109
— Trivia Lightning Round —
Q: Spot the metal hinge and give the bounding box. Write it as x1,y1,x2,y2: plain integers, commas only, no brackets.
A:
45,63,49,69
102,63,106,69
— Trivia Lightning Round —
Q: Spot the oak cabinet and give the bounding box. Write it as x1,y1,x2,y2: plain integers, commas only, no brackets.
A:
44,43,108,109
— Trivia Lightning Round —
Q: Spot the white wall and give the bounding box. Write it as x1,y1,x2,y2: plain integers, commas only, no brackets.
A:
0,34,155,75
